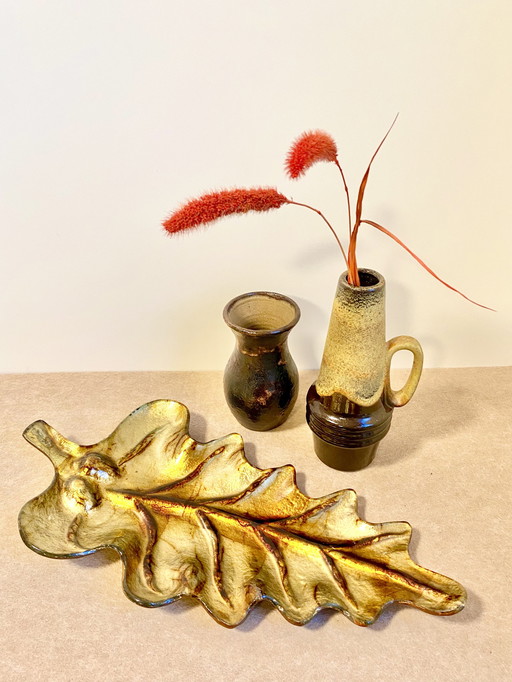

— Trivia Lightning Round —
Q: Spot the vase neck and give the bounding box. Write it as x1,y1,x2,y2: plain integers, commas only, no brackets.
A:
224,291,300,353
316,269,387,407
232,328,290,353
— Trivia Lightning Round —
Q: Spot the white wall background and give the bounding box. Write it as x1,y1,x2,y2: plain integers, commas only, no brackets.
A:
1,0,511,373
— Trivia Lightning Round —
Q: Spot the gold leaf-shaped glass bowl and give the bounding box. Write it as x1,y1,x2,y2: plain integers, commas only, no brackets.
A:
19,400,466,627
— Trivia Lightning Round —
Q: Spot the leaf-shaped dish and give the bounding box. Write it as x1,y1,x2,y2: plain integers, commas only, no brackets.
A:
19,400,465,627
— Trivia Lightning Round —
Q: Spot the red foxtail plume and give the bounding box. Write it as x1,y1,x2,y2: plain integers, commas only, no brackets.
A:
163,187,348,264
285,130,338,179
163,188,288,235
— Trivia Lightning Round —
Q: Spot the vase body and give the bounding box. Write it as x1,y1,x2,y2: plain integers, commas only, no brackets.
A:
223,292,300,431
307,269,423,470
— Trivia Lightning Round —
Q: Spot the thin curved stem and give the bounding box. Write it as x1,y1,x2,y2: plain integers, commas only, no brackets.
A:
347,231,359,286
287,200,348,267
346,220,360,286
348,114,400,287
335,158,352,239
361,220,495,311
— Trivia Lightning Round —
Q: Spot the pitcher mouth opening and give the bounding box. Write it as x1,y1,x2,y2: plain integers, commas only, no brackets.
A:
223,292,300,336
342,269,384,290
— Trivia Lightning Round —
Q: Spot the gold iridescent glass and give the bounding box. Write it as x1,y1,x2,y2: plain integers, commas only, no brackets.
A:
19,400,466,627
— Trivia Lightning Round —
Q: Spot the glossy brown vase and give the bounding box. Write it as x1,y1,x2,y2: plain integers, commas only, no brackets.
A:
307,269,423,470
223,292,300,431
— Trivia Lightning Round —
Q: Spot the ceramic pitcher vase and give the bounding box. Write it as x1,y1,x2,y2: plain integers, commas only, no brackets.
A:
307,269,423,470
223,291,300,431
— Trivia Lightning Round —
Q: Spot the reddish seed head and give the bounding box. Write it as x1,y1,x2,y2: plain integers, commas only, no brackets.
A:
162,188,289,235
285,130,338,179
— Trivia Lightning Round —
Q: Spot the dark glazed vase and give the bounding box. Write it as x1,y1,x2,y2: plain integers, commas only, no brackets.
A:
223,292,300,431
307,269,423,470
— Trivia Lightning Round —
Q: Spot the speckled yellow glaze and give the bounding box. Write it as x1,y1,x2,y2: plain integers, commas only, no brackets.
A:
316,270,423,407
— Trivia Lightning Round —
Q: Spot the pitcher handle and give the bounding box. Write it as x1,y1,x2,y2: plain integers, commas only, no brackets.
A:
384,335,424,407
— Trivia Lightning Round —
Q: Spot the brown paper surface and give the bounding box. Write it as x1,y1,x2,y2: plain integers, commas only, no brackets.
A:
1,368,510,681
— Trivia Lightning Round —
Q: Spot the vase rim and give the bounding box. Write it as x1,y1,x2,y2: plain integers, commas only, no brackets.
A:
340,268,385,291
223,291,301,337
